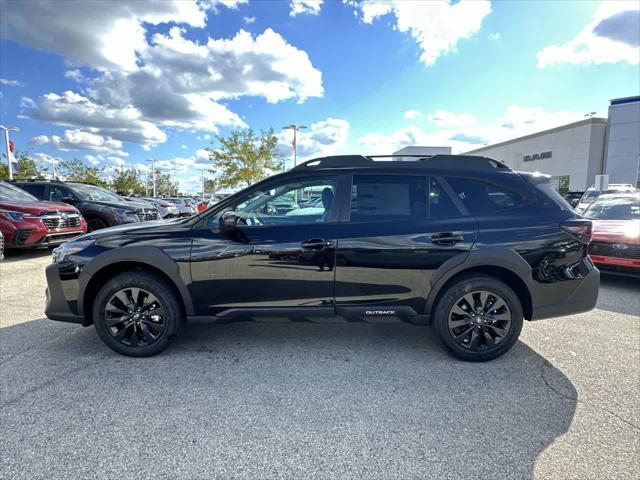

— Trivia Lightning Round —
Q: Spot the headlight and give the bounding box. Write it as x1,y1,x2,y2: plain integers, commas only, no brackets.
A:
52,239,95,263
0,210,35,222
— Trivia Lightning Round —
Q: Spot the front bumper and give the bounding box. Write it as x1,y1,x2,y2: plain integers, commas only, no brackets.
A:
531,266,600,320
7,228,84,249
44,263,85,324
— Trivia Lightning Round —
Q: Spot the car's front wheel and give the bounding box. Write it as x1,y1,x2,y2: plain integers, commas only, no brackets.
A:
432,275,523,362
93,271,183,357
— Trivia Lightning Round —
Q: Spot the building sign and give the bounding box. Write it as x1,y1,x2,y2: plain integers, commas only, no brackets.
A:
523,151,552,162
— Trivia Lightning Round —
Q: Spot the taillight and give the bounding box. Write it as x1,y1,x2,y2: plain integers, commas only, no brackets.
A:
560,219,592,243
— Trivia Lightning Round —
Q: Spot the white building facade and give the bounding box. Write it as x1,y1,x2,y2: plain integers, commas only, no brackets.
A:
603,96,640,187
463,96,639,192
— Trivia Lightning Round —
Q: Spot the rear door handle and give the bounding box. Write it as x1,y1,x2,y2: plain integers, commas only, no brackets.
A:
301,238,333,249
431,232,464,245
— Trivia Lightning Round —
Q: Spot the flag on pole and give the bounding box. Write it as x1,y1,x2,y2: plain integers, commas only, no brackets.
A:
8,140,18,173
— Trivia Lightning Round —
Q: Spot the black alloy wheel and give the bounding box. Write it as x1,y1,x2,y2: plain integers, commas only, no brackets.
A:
432,275,523,362
104,287,166,348
447,290,512,351
93,271,182,356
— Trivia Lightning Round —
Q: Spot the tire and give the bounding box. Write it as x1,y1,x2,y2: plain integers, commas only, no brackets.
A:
87,217,108,232
432,274,523,362
92,271,183,357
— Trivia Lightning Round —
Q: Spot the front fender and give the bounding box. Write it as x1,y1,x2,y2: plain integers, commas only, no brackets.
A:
77,245,195,316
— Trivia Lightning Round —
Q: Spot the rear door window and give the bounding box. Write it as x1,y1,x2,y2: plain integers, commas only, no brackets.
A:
17,183,45,199
350,175,428,221
445,177,526,214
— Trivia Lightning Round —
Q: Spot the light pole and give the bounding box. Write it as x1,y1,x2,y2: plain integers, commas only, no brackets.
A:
201,169,206,200
43,154,57,179
283,124,307,168
146,159,156,197
0,125,19,180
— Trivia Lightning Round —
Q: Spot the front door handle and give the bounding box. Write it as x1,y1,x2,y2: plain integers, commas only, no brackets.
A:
301,238,333,249
431,232,464,245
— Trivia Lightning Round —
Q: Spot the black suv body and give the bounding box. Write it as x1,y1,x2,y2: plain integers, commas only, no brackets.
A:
44,155,599,361
14,180,160,231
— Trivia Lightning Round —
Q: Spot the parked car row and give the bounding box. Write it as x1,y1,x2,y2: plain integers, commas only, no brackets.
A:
0,180,191,252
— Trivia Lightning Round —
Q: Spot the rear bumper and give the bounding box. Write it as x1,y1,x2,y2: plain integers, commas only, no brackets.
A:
530,266,600,320
44,263,85,324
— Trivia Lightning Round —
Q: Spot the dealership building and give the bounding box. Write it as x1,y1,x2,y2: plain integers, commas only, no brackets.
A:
463,96,640,192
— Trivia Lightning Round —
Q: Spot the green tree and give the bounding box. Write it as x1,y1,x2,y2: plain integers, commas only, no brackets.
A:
145,169,177,196
0,150,46,180
57,158,107,186
208,128,283,188
112,168,145,195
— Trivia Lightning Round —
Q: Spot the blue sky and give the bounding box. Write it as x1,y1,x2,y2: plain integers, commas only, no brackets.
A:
1,0,638,192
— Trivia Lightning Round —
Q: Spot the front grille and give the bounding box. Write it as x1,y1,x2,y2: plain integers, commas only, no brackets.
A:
40,212,82,230
589,241,640,260
136,208,159,222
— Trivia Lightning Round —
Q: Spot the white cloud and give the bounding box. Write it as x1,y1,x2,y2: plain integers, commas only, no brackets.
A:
0,0,210,72
0,78,23,87
489,32,501,41
537,1,639,67
195,149,211,161
243,16,256,24
181,144,188,149
403,109,421,119
3,2,324,153
353,0,492,65
278,118,351,161
290,0,323,16
64,69,86,83
358,105,589,154
30,128,128,156
85,154,103,166
426,110,477,128
20,96,36,108
33,91,167,147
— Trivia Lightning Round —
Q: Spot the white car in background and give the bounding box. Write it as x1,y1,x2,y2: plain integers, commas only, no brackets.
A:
575,184,636,214
163,197,196,217
142,197,179,218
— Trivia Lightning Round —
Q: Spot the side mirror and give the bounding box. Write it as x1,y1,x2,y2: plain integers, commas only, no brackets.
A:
61,196,76,205
220,210,238,229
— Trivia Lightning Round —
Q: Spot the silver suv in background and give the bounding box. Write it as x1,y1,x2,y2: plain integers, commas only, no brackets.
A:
142,197,180,218
163,197,196,217
575,184,636,214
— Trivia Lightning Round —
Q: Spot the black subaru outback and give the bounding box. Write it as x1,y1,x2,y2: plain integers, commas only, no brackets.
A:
45,155,599,361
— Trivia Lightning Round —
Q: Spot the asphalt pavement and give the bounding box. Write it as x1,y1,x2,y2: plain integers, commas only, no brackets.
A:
0,250,638,480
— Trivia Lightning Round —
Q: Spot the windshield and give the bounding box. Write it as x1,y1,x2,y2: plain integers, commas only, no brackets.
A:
0,183,38,202
584,196,640,220
70,183,124,202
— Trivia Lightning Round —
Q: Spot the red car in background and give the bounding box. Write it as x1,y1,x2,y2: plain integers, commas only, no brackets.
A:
0,181,87,249
584,192,640,276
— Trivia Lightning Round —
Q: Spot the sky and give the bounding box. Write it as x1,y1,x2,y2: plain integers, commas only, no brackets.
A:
0,0,639,193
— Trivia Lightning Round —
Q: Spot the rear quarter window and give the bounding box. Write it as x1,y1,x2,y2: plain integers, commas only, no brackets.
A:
445,177,528,214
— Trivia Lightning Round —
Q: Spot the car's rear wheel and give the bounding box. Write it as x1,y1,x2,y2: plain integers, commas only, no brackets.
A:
87,217,107,232
432,275,523,362
93,271,183,357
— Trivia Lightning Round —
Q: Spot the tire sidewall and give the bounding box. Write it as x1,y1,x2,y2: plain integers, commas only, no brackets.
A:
93,272,182,357
433,275,524,362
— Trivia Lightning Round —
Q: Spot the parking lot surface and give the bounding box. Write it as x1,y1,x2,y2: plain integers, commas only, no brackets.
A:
1,251,638,480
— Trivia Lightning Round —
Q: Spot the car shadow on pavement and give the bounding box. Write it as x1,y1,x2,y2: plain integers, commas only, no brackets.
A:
0,248,51,264
597,273,640,316
0,319,577,480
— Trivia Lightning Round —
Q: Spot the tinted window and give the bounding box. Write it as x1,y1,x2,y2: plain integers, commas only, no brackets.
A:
429,177,461,219
15,183,45,199
445,177,526,214
351,175,428,220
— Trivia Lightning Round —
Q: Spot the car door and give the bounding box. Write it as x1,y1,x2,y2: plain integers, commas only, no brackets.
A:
333,174,478,319
190,173,347,317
